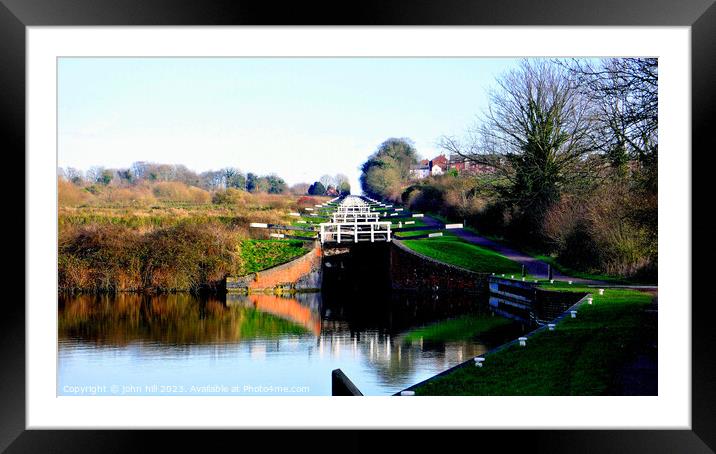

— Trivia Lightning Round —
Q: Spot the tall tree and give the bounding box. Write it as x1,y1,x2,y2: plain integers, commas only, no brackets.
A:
564,58,657,187
360,138,419,201
439,59,596,241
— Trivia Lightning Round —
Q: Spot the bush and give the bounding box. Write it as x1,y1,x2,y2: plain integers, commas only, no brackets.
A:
212,188,247,205
58,221,243,292
544,184,656,279
58,179,94,206
153,181,211,203
97,185,156,205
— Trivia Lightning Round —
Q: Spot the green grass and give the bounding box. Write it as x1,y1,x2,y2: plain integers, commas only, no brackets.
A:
296,215,328,225
239,239,309,275
530,253,639,284
401,235,523,274
460,225,649,284
402,314,513,343
395,229,443,238
391,219,426,228
414,287,656,395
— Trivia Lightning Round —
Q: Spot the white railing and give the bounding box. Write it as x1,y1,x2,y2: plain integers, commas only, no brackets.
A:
334,206,373,214
331,212,381,223
319,221,392,244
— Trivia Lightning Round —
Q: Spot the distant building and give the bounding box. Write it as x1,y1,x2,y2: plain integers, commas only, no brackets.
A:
431,154,448,171
410,153,495,180
409,163,430,180
447,155,497,175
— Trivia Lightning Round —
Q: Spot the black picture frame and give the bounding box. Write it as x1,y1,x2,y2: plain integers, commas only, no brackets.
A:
4,0,714,451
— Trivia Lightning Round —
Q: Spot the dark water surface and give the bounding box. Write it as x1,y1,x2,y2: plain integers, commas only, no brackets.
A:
58,290,530,396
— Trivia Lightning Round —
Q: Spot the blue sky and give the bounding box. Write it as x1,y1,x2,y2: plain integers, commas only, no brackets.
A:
58,57,522,191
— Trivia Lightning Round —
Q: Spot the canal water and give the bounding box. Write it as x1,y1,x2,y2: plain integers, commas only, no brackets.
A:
58,290,532,396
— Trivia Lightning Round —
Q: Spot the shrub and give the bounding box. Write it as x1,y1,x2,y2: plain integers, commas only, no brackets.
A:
58,221,244,292
58,179,94,206
212,188,247,205
153,181,211,203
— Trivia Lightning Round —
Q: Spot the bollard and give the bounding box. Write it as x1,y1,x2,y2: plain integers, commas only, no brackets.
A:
400,391,415,396
570,311,577,318
587,297,593,305
510,275,514,279
598,288,605,295
549,279,554,284
548,324,555,331
521,277,525,281
568,280,573,285
518,337,528,347
474,357,486,367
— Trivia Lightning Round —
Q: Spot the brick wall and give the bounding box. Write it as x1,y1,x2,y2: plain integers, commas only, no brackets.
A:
389,240,489,293
226,242,323,293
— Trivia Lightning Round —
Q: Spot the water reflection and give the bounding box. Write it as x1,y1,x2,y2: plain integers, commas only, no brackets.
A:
58,291,529,396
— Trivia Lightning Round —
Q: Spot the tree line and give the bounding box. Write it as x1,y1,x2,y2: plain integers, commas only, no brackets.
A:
59,162,350,196
360,58,658,280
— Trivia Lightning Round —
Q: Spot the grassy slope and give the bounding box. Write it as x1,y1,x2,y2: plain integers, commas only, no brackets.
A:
402,314,513,343
401,235,523,274
239,239,310,275
414,286,655,395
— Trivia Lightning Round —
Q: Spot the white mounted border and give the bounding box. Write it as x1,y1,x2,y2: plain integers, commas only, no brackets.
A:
27,27,689,430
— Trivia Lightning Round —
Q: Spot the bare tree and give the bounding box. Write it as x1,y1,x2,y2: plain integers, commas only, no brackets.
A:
439,59,598,239
319,174,335,189
562,58,657,183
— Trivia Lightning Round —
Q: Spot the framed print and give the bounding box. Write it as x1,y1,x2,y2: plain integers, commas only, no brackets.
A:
4,0,715,450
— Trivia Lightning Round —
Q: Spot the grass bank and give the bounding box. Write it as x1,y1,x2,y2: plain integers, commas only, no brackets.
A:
402,314,513,343
239,239,310,274
413,286,656,395
401,235,523,274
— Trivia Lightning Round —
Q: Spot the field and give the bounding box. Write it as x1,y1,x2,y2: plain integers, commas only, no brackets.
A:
413,286,656,395
58,180,326,292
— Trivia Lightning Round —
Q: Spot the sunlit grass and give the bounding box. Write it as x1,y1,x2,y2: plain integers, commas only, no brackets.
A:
414,287,655,395
401,236,522,274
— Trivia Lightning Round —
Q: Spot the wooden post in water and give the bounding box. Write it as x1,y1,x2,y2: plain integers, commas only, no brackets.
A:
332,369,363,396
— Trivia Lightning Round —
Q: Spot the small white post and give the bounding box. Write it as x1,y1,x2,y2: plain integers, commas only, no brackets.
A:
547,324,556,331
518,337,528,347
587,297,593,305
474,357,486,367
400,391,415,396
598,288,605,295
570,311,577,318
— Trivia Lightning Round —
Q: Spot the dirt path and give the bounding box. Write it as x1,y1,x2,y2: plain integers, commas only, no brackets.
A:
422,215,606,284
